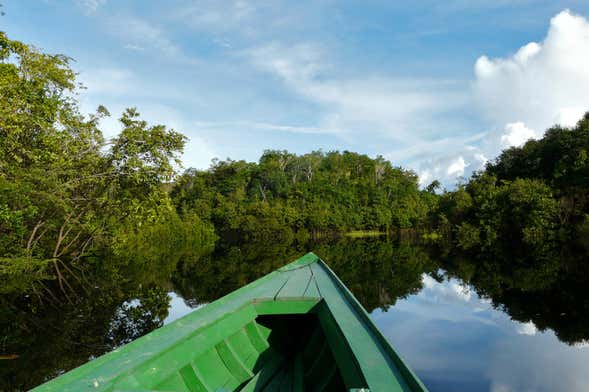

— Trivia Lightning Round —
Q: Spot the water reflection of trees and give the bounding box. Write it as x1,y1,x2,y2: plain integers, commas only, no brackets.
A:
172,238,438,313
0,257,173,391
2,237,588,390
440,243,589,345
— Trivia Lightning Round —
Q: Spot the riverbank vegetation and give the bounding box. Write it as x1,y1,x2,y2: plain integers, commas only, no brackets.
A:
435,114,589,258
2,31,588,299
0,32,215,298
170,150,439,241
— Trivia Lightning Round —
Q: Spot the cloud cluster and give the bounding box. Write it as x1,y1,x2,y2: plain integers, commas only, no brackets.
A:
515,321,538,336
475,10,589,132
73,3,589,187
421,275,472,303
499,122,538,149
174,0,255,34
244,10,589,187
423,10,589,187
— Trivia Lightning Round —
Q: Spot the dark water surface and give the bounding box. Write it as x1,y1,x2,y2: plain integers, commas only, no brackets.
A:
2,237,588,391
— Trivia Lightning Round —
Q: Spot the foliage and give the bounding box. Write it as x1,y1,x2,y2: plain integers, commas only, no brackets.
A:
455,222,480,250
438,114,589,257
171,150,434,239
0,32,215,296
433,114,589,347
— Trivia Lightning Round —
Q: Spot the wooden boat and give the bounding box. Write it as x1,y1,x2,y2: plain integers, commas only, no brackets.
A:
33,252,428,391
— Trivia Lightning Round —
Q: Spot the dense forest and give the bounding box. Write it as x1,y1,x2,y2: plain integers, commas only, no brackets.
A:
436,115,589,256
170,150,438,241
0,32,216,298
2,31,588,298
0,32,440,297
433,116,589,346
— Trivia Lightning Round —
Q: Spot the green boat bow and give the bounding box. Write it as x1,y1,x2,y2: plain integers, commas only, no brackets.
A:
32,252,428,392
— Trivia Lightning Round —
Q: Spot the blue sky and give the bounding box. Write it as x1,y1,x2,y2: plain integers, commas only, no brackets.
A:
3,1,589,186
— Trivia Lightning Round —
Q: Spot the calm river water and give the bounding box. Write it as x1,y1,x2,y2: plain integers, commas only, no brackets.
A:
2,237,588,391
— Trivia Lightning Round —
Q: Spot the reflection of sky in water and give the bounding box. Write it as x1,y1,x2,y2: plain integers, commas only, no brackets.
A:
372,273,589,392
164,292,202,324
161,276,589,392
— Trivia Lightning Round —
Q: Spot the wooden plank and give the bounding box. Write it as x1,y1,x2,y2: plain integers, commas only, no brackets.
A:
292,354,304,392
238,352,285,392
215,340,254,383
274,267,313,299
178,364,209,392
310,261,422,391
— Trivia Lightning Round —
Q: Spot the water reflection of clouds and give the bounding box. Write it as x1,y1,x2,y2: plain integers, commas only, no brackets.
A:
371,273,589,392
515,321,537,336
487,332,589,392
422,274,472,303
164,292,203,324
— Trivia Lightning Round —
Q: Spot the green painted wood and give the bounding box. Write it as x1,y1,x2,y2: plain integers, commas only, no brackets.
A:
227,328,260,371
238,352,285,392
275,266,314,299
252,298,320,315
244,322,270,354
215,340,254,383
309,261,428,392
178,364,208,392
312,301,366,388
292,354,304,392
32,252,428,392
312,360,337,392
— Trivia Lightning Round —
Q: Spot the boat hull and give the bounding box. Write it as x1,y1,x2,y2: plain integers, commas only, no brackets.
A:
32,253,428,391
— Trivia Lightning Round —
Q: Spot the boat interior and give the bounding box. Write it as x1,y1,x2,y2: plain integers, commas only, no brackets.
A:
112,299,369,392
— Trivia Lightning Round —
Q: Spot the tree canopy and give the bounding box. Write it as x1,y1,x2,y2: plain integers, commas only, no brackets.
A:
0,32,215,297
171,150,437,241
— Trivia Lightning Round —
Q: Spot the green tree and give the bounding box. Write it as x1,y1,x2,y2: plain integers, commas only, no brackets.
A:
0,32,215,297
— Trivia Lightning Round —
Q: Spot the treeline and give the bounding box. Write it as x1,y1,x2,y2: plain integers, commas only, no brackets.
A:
0,33,215,296
435,114,589,257
170,114,589,254
2,29,588,298
432,118,589,345
170,150,438,241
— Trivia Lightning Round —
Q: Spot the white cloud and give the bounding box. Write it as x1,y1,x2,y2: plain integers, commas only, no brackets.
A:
554,107,586,128
417,147,487,187
245,43,467,145
500,121,538,148
163,292,206,324
487,331,589,392
123,44,145,52
175,0,255,33
192,120,340,135
78,68,135,95
447,156,468,177
574,341,589,349
72,5,589,188
172,0,324,43
421,9,589,188
515,321,538,336
182,135,216,170
75,0,106,15
421,275,472,303
107,16,184,59
474,9,589,132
